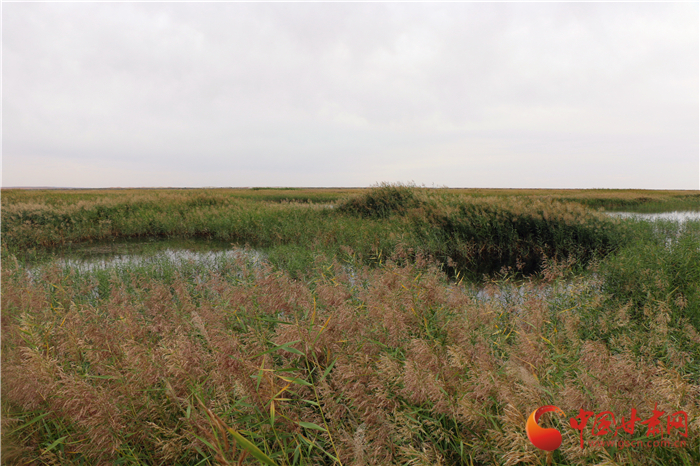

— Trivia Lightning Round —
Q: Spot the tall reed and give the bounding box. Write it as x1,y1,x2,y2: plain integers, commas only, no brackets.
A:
3,186,627,281
3,240,698,465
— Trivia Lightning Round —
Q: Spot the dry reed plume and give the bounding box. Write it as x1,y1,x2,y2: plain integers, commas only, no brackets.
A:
3,246,698,465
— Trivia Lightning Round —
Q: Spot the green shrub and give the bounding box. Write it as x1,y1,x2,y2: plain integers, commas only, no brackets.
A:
336,183,424,218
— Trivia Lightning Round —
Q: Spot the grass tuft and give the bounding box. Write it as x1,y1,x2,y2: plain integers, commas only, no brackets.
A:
336,183,424,219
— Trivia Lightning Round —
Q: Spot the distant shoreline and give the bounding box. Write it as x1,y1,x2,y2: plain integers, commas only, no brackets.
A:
3,186,700,193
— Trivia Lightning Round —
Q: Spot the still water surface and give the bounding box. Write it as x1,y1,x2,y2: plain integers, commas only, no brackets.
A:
606,211,700,222
30,239,266,275
55,248,266,274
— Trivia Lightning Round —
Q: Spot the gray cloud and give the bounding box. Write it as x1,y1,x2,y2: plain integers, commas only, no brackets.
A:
3,2,698,188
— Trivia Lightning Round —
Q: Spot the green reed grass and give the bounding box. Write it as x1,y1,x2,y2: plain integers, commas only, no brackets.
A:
578,220,700,378
2,186,627,281
559,193,700,213
335,183,423,218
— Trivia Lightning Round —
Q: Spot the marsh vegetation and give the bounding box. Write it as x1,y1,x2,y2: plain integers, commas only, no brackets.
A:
2,186,699,465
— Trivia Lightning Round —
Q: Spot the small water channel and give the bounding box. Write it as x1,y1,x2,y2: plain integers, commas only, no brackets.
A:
606,211,700,222
54,248,266,274
472,278,595,308
26,238,267,278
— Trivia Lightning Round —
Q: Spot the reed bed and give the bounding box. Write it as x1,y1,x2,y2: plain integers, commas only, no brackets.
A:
2,186,632,280
3,186,700,465
3,238,699,465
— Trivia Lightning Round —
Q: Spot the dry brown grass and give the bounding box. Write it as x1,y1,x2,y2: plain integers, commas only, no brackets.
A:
3,246,698,465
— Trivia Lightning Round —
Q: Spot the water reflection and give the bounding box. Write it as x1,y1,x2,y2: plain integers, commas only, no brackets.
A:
51,248,267,274
607,211,700,222
24,245,267,285
475,280,580,305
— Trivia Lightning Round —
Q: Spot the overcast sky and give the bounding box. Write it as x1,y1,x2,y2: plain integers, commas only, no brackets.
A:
3,2,699,189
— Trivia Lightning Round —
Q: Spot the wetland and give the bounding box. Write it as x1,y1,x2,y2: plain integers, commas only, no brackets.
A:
3,186,700,465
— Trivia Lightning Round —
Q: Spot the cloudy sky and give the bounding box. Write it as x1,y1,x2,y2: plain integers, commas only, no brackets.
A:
3,2,698,189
